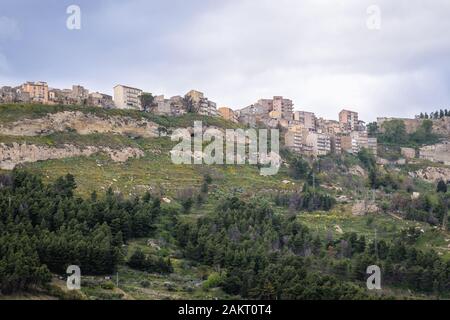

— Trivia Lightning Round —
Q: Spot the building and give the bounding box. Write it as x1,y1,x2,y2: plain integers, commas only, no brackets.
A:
71,85,89,103
367,137,378,156
185,90,218,117
330,135,342,155
294,111,316,131
272,96,293,120
339,109,359,132
0,86,23,103
154,95,172,115
169,96,186,116
88,92,114,108
304,132,331,157
21,81,49,104
218,107,238,123
114,85,142,110
284,125,305,153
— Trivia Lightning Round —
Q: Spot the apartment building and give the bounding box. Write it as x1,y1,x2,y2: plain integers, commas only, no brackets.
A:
285,125,305,153
114,85,142,110
272,96,293,120
330,135,342,155
169,96,186,116
21,81,49,104
154,95,172,115
304,132,331,157
71,85,89,103
339,109,359,132
218,107,238,123
294,111,316,131
368,137,378,156
0,86,24,103
185,90,218,117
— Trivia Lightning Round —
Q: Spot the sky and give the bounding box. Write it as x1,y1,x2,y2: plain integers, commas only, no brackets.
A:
1,0,450,122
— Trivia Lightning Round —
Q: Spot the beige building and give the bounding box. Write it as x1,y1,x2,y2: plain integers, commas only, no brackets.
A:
272,96,293,120
294,111,316,131
218,107,238,123
339,109,359,132
21,81,49,104
114,85,142,110
185,90,218,117
303,132,331,157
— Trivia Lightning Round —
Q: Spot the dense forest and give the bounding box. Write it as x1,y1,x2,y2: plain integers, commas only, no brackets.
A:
1,170,449,298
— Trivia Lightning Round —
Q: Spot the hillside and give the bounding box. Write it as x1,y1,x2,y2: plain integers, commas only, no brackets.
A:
0,103,449,300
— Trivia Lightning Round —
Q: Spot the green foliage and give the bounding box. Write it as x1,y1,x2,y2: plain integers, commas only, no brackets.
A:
378,119,440,147
437,180,448,193
0,170,165,293
127,249,173,274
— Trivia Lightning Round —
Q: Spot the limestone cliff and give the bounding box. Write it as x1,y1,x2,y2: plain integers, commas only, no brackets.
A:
0,111,160,138
0,142,144,170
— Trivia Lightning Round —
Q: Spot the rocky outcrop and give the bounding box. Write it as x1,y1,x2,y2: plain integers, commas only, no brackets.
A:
349,165,366,177
0,142,144,170
352,201,379,216
0,111,159,138
419,141,450,165
409,167,450,183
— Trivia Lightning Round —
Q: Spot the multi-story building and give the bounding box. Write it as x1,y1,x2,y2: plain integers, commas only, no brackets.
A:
71,85,89,103
238,96,293,127
0,86,22,103
293,111,316,131
368,137,378,156
272,96,293,120
154,95,172,115
339,109,359,132
303,132,331,157
114,85,142,110
330,135,342,155
21,81,49,104
185,90,218,117
169,96,186,116
340,135,353,154
218,107,238,123
285,125,305,153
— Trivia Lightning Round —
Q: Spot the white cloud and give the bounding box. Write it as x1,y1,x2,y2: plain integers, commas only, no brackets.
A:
157,0,450,121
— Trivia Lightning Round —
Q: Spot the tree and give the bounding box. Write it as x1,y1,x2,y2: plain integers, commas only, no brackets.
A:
380,120,407,144
182,95,196,113
140,93,155,112
437,180,448,193
367,122,378,137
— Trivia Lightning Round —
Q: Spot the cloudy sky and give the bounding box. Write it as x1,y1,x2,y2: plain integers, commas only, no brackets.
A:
1,0,449,121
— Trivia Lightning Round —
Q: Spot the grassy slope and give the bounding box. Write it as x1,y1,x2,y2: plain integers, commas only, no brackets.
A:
1,103,449,299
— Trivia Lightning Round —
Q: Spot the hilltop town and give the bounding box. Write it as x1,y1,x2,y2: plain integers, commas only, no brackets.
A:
1,80,450,301
2,81,450,164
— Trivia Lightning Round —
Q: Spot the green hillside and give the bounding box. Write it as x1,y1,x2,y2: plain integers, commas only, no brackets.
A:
0,104,449,300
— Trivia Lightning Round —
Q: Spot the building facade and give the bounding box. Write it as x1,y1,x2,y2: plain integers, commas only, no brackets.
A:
21,81,49,104
114,85,142,110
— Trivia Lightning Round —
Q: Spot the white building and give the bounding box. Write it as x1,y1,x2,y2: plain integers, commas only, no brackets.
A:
114,85,142,110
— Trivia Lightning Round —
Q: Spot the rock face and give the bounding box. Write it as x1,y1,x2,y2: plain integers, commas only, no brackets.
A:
0,142,144,170
419,141,450,165
0,111,159,138
409,167,450,183
352,201,379,216
349,165,366,178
